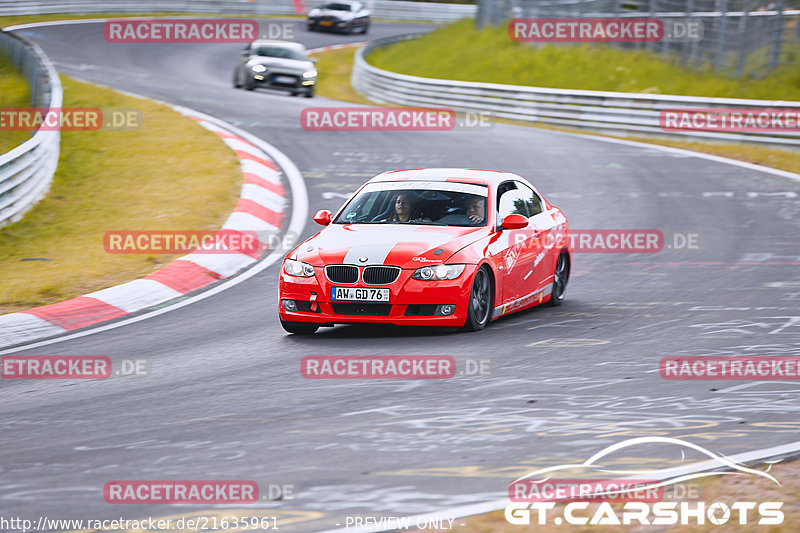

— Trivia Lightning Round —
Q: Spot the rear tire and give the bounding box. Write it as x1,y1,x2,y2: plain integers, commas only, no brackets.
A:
463,267,493,331
546,252,570,306
281,319,319,335
233,69,242,88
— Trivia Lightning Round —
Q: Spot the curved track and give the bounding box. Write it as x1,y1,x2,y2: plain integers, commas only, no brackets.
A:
3,18,800,531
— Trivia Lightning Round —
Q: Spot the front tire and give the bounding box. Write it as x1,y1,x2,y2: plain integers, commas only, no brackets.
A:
281,319,319,335
463,267,493,331
546,252,570,306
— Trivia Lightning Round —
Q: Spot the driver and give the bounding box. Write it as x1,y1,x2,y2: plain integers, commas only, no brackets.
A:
466,196,486,224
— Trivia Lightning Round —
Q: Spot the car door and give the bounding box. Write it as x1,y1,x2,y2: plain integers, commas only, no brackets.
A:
495,182,536,306
517,181,555,293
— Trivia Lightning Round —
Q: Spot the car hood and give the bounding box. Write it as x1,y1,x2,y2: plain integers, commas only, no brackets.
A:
247,56,312,70
295,224,488,268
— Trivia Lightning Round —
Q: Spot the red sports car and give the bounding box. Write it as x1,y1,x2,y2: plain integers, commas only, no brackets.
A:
279,169,571,334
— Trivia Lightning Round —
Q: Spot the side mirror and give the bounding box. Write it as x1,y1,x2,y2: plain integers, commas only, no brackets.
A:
500,214,528,230
313,209,332,226
311,57,319,64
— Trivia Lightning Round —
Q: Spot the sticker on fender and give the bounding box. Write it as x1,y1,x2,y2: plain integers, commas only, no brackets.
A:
331,287,390,302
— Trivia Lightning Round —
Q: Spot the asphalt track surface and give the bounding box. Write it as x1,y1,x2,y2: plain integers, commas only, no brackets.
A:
3,18,800,532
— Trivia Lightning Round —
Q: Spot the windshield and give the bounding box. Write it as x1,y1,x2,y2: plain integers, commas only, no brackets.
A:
334,182,488,226
253,46,307,61
320,3,354,10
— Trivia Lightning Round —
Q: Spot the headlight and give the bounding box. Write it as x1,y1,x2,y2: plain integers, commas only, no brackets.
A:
284,259,315,277
411,264,465,281
250,64,267,73
303,70,318,78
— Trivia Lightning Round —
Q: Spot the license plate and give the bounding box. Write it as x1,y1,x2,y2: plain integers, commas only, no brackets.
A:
331,287,390,302
320,20,333,26
273,75,295,84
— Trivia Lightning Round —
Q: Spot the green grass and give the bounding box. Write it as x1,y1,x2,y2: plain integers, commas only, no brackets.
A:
0,52,33,155
311,46,373,104
0,76,242,314
367,19,800,101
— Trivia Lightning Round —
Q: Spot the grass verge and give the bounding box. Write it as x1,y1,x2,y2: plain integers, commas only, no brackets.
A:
312,45,800,175
433,457,800,532
0,51,33,155
311,46,373,105
0,76,242,314
367,19,800,101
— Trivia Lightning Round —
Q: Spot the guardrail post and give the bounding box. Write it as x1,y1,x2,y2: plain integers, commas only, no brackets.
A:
769,0,786,71
736,0,750,77
714,0,729,71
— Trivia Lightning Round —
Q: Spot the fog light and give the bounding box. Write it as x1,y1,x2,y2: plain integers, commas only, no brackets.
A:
282,299,297,311
435,304,456,316
254,74,264,80
301,80,315,86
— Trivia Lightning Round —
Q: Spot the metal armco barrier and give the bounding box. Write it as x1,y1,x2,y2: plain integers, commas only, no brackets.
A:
0,30,62,227
352,34,800,146
0,0,476,22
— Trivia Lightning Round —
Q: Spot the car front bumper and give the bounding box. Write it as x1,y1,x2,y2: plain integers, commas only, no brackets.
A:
307,17,352,31
248,72,315,92
278,265,477,327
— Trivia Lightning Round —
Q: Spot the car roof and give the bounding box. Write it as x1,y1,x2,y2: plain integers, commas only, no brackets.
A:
320,0,361,6
249,40,306,52
368,168,527,187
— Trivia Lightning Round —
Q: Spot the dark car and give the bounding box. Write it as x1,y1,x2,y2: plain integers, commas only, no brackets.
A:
307,0,370,34
233,40,317,97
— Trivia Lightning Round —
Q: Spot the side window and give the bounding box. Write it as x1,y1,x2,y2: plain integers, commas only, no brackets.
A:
517,182,543,217
497,184,529,220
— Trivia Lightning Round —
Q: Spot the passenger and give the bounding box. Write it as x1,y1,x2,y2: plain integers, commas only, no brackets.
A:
392,192,430,223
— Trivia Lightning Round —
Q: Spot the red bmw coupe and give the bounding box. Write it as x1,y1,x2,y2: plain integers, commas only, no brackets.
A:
279,169,571,334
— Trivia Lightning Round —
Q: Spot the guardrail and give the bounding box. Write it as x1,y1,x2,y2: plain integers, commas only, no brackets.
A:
352,34,800,146
0,0,476,22
0,30,62,227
